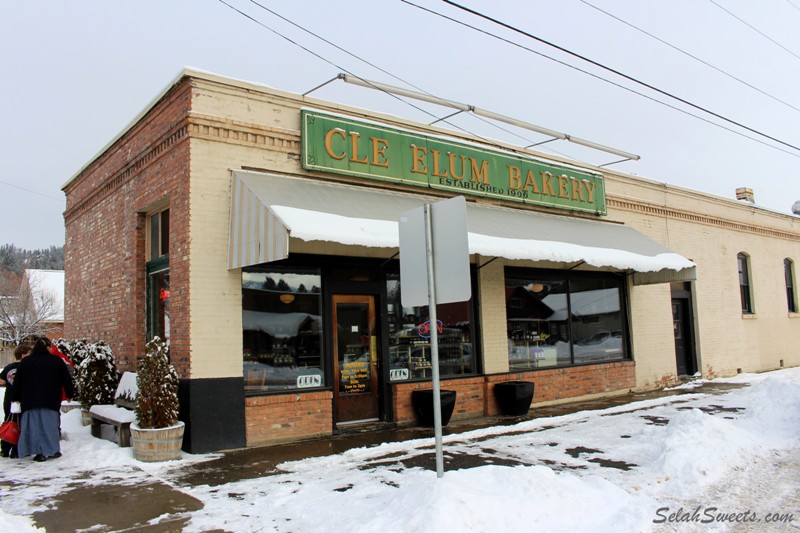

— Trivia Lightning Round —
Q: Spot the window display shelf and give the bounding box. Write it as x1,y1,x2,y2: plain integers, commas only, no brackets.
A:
390,342,472,377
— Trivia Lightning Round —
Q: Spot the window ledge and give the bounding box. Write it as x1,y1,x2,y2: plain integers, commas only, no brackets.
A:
789,312,800,318
741,313,757,320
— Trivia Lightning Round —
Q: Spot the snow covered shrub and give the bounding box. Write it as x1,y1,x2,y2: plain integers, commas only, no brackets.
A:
135,336,180,429
67,338,90,368
76,341,119,410
55,338,71,359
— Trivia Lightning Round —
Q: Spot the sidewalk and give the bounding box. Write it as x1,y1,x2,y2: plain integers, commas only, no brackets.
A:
25,381,738,532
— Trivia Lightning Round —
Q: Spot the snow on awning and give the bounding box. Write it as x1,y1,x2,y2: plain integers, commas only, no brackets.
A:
228,171,696,285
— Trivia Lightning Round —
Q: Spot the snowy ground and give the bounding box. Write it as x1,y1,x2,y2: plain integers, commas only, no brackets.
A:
1,367,798,532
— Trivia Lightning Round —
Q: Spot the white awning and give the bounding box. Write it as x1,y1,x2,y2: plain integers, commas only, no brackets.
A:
228,171,696,285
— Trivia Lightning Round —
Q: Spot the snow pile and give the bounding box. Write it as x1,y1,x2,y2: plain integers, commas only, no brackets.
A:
650,377,799,493
0,509,44,533
737,376,800,447
654,408,765,489
1,367,798,532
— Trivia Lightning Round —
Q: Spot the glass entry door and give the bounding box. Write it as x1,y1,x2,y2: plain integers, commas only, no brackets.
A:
333,295,380,424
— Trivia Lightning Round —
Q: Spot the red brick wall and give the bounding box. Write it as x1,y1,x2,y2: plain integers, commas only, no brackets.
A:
245,391,333,446
393,361,636,423
485,361,636,415
63,78,193,375
238,361,633,445
392,376,487,424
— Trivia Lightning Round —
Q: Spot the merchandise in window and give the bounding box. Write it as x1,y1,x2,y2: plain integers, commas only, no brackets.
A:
148,267,170,344
242,268,324,393
505,272,627,369
386,274,475,381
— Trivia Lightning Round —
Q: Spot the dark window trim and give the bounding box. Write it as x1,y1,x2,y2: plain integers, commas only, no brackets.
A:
504,266,631,368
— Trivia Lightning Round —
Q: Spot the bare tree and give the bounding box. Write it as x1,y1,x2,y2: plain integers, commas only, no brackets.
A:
0,270,62,344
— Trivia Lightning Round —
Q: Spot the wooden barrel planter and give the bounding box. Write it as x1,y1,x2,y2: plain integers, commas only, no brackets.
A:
411,389,457,427
130,421,185,462
494,381,535,416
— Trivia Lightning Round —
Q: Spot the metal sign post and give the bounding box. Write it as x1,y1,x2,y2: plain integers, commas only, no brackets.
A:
423,203,445,478
399,196,471,479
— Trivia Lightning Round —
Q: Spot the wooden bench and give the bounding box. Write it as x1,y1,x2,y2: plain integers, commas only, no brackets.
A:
89,372,138,447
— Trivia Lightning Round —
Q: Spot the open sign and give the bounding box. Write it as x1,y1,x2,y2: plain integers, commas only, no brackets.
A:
417,320,443,338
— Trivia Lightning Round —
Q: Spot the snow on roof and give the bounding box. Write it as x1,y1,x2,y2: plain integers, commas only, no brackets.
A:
24,269,64,322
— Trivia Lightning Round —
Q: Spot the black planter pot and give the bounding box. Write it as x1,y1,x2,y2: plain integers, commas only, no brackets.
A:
494,381,534,416
411,389,457,427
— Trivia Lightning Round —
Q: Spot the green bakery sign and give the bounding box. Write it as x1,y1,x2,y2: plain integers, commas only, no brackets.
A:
301,110,606,215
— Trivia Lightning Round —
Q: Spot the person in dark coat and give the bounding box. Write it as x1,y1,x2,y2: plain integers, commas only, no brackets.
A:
10,337,75,462
0,344,31,458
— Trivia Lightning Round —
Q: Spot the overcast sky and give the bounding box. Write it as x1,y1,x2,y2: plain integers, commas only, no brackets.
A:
2,0,800,250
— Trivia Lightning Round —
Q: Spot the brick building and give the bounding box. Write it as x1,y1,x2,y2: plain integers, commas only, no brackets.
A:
62,69,800,453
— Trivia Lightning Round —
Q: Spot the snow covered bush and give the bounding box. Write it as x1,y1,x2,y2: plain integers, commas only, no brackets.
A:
66,338,90,368
55,338,71,360
76,341,119,410
135,336,180,429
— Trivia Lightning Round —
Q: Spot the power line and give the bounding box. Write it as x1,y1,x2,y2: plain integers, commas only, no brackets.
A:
217,0,516,150
221,0,608,164
0,181,62,202
402,0,800,159
245,0,543,148
709,0,800,61
442,0,800,154
577,0,800,113
221,0,800,162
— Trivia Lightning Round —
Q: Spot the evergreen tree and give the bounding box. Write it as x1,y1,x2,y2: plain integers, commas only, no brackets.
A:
135,337,180,428
0,244,64,275
76,341,118,410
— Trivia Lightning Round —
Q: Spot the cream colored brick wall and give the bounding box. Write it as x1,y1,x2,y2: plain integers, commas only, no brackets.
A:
185,78,428,378
628,282,677,388
183,71,800,382
605,172,800,378
189,141,245,379
477,257,509,374
187,81,307,379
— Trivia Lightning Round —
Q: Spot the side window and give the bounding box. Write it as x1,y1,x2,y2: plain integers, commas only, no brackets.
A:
785,258,797,313
150,208,169,260
146,209,170,342
737,252,754,314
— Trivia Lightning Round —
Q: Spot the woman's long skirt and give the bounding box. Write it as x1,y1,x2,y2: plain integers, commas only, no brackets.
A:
18,408,60,458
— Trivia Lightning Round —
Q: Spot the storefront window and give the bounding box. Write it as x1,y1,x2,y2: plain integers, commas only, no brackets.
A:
506,272,626,369
566,278,625,364
242,267,324,393
386,273,476,381
507,279,568,369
